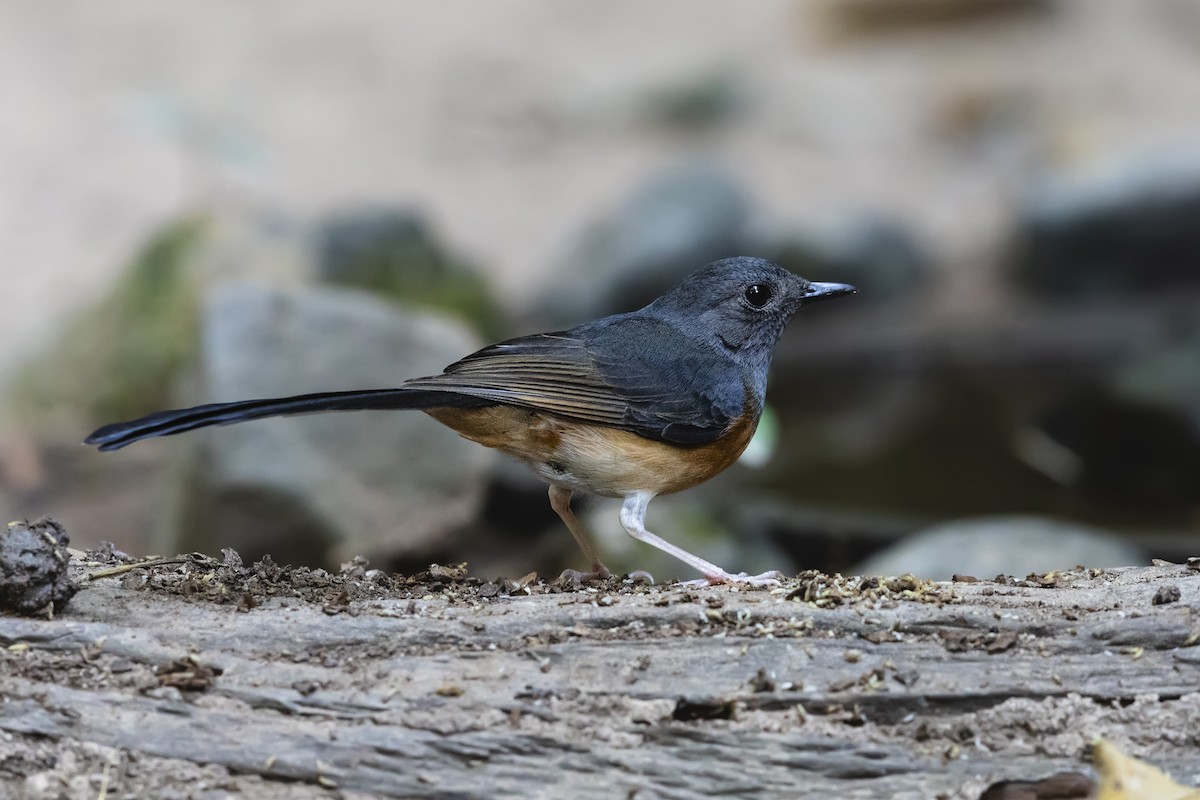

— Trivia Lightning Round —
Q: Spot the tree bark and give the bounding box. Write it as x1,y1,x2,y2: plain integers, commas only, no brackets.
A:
1,556,1197,799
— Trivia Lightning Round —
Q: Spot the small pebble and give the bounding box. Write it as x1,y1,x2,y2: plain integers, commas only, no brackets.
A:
1152,584,1181,605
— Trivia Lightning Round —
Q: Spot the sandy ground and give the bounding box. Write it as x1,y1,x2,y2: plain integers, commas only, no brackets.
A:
3,1,1200,386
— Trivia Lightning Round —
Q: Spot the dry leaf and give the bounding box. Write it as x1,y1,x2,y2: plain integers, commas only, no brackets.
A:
1094,740,1200,800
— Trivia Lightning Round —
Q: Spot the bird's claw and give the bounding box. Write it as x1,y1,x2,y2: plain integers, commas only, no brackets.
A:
678,569,784,588
625,569,655,585
555,564,613,586
557,566,657,587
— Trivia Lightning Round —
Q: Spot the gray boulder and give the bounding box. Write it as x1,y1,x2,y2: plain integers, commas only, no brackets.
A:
852,515,1145,580
533,163,928,324
764,214,930,304
534,164,754,325
160,283,494,566
1011,152,1200,298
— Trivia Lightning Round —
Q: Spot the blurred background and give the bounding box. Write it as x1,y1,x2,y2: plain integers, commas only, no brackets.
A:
3,0,1200,581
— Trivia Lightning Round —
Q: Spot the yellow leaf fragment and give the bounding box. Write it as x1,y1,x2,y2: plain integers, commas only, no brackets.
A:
1094,740,1200,800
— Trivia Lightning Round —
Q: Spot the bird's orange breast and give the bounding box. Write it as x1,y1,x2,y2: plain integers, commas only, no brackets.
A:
426,405,758,497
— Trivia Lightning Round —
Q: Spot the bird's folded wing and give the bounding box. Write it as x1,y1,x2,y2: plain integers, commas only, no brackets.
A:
402,325,742,444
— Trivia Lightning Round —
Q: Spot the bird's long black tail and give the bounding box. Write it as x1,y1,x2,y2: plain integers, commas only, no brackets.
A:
84,387,484,452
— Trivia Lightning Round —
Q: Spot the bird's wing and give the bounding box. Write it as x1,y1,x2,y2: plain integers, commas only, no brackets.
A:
403,319,746,444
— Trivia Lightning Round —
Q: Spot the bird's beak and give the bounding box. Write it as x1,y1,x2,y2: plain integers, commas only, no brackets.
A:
802,282,857,304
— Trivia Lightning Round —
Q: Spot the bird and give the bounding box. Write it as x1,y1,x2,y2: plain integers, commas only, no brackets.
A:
85,257,855,585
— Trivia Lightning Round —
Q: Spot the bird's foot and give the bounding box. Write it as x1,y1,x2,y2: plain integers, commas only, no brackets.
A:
679,569,784,588
625,569,655,585
555,563,613,586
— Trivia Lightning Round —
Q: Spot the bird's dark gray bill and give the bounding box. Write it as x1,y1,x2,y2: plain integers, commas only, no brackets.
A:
803,282,857,303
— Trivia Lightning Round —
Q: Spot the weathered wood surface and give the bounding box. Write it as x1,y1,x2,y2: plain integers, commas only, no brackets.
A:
2,557,1199,799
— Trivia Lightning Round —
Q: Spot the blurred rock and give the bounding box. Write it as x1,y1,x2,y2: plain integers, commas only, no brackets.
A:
765,214,931,304
762,378,1041,517
1023,390,1200,512
930,83,1037,152
730,501,921,576
853,515,1144,580
1011,153,1200,298
814,0,1051,39
1117,335,1200,430
444,458,563,580
162,284,494,567
315,207,502,338
534,164,753,324
535,164,927,324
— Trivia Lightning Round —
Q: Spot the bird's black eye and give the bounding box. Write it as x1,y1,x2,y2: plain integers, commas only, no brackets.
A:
744,283,772,309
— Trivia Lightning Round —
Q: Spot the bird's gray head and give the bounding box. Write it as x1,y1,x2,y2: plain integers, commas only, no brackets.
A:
647,256,855,365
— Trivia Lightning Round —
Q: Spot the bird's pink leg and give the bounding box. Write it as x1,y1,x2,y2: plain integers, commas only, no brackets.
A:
619,492,781,587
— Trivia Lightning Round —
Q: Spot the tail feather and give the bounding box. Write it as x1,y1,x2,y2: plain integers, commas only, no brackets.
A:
84,387,487,452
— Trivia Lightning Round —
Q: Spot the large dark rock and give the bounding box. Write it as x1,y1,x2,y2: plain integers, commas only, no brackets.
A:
765,214,930,304
160,284,495,567
1011,153,1200,298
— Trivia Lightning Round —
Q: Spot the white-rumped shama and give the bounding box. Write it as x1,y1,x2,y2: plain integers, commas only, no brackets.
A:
86,257,855,584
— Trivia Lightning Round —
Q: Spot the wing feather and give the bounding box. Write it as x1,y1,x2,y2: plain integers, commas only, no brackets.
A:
402,321,746,443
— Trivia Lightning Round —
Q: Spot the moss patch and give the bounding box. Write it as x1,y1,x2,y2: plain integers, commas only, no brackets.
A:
10,216,209,429
315,210,502,339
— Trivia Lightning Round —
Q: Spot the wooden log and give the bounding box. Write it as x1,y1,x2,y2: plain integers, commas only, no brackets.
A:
2,556,1198,798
